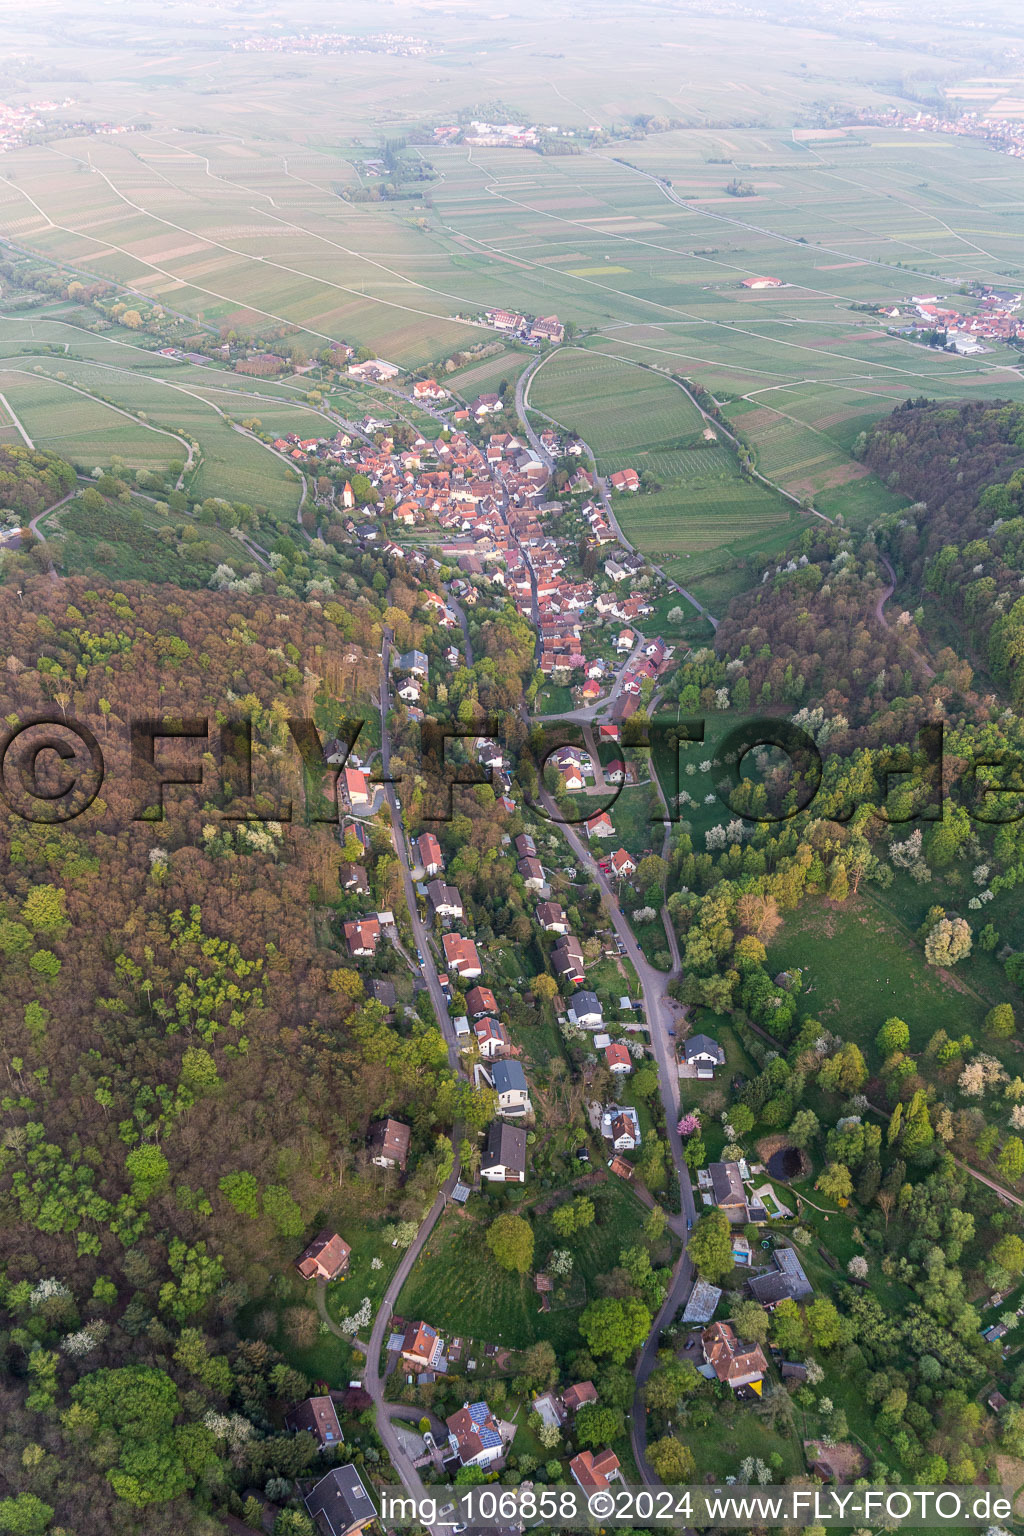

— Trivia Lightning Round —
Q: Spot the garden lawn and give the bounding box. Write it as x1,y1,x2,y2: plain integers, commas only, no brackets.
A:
237,1282,354,1389
397,1178,657,1353
682,1395,804,1482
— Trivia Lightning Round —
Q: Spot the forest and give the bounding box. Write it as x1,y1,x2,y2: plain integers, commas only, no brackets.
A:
863,398,1024,709
0,447,77,522
0,570,482,1533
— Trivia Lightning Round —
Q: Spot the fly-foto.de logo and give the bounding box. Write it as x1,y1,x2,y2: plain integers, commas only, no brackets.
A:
0,712,1021,827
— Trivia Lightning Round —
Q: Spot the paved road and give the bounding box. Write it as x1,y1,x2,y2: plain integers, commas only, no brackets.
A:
538,784,697,1478
359,636,468,1523
0,390,35,448
443,586,475,666
378,632,462,1068
362,1180,462,1529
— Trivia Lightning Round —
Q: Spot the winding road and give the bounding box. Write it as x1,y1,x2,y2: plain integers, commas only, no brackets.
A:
349,636,467,1529
537,781,696,1478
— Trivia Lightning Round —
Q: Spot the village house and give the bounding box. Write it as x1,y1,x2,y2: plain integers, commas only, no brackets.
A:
609,848,637,879
442,933,482,978
701,1320,769,1390
480,1120,527,1182
413,378,447,400
304,1465,377,1536
683,1033,726,1079
344,767,371,808
285,1395,344,1448
515,833,537,858
608,468,640,493
562,1381,598,1414
427,879,464,921
517,855,546,891
568,989,603,1028
529,314,565,344
295,1230,351,1282
401,1319,446,1371
536,900,569,934
474,1015,513,1058
485,307,526,332
605,1042,632,1075
415,831,444,876
349,358,401,381
570,1448,621,1492
491,1059,531,1116
748,1246,813,1309
552,936,586,985
397,648,429,677
369,1117,412,1170
367,978,397,1011
585,810,615,839
446,1401,505,1467
466,984,498,1018
603,1105,641,1151
339,862,369,896
343,917,381,958
709,1161,764,1224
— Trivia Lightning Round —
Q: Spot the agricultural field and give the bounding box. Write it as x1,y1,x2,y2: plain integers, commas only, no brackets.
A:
445,346,529,401
528,348,705,462
613,476,797,592
0,393,27,448
0,368,182,474
0,330,308,515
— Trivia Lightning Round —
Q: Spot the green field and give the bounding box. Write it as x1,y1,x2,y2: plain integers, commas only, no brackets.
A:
397,1177,656,1352
0,369,183,473
614,476,797,592
766,894,991,1057
0,340,306,516
529,348,705,463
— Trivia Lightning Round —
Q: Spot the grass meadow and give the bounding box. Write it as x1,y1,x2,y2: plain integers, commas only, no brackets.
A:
397,1177,655,1352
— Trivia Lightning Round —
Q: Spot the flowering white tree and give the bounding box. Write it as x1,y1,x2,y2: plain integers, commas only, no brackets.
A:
959,1054,1008,1097
30,1278,70,1309
61,1322,108,1357
890,829,923,869
550,1249,573,1277
336,1296,373,1335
